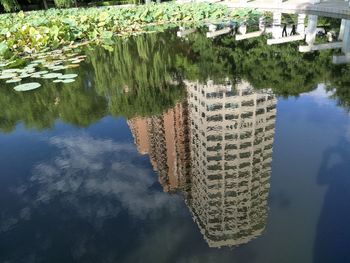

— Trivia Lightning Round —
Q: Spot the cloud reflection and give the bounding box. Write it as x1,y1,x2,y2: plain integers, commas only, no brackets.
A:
31,135,182,220
0,134,182,236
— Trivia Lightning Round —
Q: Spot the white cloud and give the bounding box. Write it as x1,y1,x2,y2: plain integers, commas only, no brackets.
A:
1,134,182,233
302,83,334,107
31,135,182,220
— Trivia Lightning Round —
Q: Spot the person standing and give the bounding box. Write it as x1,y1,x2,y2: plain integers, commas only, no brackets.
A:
282,23,287,37
290,24,297,35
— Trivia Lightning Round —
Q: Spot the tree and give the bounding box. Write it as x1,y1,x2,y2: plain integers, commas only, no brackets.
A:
0,0,19,12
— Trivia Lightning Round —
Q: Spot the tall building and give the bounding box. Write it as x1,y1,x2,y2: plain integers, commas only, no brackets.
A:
185,79,276,248
128,101,190,192
128,79,276,248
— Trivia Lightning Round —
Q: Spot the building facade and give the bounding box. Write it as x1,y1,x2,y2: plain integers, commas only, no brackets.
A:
128,79,277,248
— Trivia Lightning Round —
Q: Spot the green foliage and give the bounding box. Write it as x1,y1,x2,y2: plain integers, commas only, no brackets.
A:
0,2,235,62
54,0,76,8
86,31,187,118
0,0,19,12
325,64,350,111
0,31,189,131
180,31,336,97
1,27,350,133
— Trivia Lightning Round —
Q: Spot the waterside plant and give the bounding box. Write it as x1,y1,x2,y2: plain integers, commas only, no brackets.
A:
0,3,262,63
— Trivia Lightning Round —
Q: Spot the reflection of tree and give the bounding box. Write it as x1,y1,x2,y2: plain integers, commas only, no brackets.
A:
0,32,188,131
183,31,334,96
175,32,233,83
0,74,107,132
1,29,350,132
314,138,350,263
86,31,187,118
326,64,350,112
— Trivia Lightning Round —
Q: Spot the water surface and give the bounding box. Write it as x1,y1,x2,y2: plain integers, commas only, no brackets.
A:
1,21,350,263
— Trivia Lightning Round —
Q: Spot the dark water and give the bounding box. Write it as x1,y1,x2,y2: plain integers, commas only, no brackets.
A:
1,21,350,263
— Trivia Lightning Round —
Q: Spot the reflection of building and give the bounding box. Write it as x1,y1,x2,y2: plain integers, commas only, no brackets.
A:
128,79,276,248
128,102,190,192
185,80,276,247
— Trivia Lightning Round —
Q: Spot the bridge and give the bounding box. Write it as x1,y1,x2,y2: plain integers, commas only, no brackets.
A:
223,0,350,19
176,0,350,63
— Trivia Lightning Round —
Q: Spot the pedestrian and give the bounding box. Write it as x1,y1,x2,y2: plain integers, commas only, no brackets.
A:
290,24,296,36
282,23,287,37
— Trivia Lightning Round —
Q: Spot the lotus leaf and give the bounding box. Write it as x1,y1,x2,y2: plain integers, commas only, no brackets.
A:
42,73,63,79
0,73,17,79
2,69,19,73
59,74,78,79
6,78,22,83
14,82,41,91
36,71,49,75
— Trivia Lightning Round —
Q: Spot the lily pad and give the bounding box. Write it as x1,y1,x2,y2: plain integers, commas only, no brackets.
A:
36,71,49,75
50,65,67,71
19,73,33,78
70,60,83,64
14,82,41,91
24,68,36,73
61,78,75,83
2,69,19,74
0,73,17,79
67,64,80,68
27,63,39,68
59,74,78,79
6,78,22,83
31,74,42,78
42,73,63,79
32,59,45,64
66,53,78,57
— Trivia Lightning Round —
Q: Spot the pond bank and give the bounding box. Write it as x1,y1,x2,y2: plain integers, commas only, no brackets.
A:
0,3,262,65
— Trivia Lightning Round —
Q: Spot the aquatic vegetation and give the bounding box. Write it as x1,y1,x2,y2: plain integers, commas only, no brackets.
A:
0,3,260,62
0,0,19,12
13,82,41,91
0,48,84,88
2,29,349,132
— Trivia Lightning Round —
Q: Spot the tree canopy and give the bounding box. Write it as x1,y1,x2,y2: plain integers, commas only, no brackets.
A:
1,29,350,132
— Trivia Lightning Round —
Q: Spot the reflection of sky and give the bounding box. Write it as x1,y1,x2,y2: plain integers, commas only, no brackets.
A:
37,135,182,215
301,84,334,107
346,125,350,143
1,84,350,262
0,131,187,262
3,134,182,228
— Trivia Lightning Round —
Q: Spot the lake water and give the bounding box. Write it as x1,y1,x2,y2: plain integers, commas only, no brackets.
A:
1,19,350,263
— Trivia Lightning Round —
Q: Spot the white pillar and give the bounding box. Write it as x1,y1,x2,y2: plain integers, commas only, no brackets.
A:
297,14,306,35
339,19,346,40
208,24,217,32
306,15,318,45
259,16,266,31
342,20,350,53
272,12,282,39
238,24,247,35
